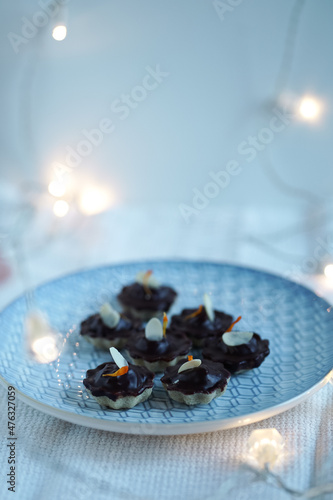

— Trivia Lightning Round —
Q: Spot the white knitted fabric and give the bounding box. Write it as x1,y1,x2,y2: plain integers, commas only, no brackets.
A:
0,206,332,500
0,384,332,500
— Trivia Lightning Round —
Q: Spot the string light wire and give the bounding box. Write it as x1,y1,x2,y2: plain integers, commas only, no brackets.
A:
245,0,332,271
274,0,307,96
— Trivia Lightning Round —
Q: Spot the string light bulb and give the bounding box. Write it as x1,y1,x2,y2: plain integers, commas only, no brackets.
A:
298,96,321,121
25,310,60,364
247,428,284,468
53,200,69,217
31,336,59,363
52,25,67,41
78,186,113,216
51,4,68,41
324,264,333,281
48,180,66,197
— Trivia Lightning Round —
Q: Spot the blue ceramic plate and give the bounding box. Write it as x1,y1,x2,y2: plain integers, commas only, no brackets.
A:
0,261,332,435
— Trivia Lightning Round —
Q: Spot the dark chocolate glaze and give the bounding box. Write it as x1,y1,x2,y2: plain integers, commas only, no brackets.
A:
202,333,270,373
126,330,192,362
117,282,177,312
161,358,230,395
83,362,154,401
170,308,233,342
80,313,140,340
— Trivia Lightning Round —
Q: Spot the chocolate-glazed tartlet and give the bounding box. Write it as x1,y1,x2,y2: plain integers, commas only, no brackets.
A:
170,294,233,347
80,304,140,349
202,316,270,373
125,316,192,372
117,270,177,320
83,348,154,409
161,357,230,405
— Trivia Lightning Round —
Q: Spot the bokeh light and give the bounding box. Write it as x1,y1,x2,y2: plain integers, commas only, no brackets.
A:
52,25,67,41
53,200,69,217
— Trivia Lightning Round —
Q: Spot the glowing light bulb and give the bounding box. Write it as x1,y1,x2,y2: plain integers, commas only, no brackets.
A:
78,187,112,215
52,25,67,41
48,180,66,197
324,264,333,281
31,336,59,363
247,429,284,468
53,200,69,217
299,97,321,121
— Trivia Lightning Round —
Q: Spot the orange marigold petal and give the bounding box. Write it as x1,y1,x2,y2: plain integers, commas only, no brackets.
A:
143,270,153,295
225,316,242,333
185,305,203,320
163,312,168,337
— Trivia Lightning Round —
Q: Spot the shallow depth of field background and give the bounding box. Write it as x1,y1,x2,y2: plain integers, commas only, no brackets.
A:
0,0,332,300
1,0,332,207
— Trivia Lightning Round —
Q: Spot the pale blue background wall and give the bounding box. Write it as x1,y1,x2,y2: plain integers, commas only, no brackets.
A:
1,0,332,211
